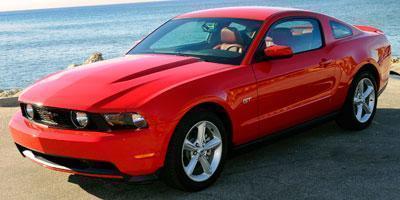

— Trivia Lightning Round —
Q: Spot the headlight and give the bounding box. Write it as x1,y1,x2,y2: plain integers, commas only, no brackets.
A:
71,111,89,128
103,113,147,129
25,104,34,119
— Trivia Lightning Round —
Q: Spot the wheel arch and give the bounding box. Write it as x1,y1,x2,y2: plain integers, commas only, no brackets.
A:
355,63,380,89
343,62,380,105
179,102,234,150
335,61,381,118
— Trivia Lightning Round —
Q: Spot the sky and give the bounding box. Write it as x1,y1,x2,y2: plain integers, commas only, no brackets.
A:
0,0,164,12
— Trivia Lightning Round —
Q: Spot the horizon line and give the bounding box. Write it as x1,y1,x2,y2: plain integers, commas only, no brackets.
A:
0,0,169,13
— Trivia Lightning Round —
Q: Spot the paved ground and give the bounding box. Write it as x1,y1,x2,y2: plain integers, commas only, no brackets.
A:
1,74,399,200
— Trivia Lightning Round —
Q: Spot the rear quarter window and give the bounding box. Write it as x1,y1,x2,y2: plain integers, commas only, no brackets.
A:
330,21,353,39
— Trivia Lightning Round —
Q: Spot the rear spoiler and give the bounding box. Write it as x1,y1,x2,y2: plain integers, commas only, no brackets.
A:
354,25,384,34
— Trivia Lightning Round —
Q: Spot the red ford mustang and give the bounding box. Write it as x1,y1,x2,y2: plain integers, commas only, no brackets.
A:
9,7,391,191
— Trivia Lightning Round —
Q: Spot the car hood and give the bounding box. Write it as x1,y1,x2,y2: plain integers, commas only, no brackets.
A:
19,54,231,112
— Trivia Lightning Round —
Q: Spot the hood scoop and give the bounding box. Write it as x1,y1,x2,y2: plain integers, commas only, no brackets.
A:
112,58,200,83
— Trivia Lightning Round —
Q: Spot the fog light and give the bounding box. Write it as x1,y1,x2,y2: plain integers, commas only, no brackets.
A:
25,104,34,119
71,111,88,128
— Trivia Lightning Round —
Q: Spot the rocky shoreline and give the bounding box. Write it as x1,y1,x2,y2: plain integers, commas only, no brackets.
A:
393,57,400,64
0,88,22,98
0,54,399,99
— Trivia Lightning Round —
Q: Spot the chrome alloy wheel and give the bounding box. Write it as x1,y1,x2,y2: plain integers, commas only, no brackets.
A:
181,121,223,182
353,78,376,123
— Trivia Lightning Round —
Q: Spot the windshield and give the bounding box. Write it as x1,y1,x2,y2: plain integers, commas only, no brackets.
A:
128,18,263,65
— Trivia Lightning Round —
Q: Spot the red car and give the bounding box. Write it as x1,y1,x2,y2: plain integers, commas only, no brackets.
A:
9,7,391,191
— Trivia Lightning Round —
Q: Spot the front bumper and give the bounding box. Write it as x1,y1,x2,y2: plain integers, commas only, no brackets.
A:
9,111,172,180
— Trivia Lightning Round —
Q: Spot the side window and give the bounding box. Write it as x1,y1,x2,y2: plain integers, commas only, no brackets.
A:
330,21,353,39
151,21,210,49
264,18,323,54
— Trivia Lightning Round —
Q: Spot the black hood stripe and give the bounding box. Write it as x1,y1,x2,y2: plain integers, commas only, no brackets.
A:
112,58,200,84
89,80,157,110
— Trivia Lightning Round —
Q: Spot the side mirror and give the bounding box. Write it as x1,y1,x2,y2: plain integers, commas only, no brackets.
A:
264,45,293,59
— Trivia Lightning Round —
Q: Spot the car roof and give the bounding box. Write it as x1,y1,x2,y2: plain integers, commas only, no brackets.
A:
175,6,303,21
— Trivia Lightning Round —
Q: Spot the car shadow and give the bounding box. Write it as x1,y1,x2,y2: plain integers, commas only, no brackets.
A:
68,108,400,199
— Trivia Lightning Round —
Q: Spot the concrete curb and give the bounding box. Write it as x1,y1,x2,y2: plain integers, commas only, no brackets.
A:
0,97,19,107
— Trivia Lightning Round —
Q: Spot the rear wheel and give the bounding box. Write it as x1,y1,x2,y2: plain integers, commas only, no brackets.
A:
336,71,377,130
162,111,227,191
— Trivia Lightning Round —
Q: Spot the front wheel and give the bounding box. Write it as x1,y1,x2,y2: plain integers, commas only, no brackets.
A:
336,71,378,130
162,111,228,191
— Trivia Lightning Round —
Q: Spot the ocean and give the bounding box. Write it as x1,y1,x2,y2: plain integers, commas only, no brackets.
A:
0,0,399,89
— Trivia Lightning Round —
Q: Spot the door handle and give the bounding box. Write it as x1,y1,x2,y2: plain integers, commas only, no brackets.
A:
320,58,333,67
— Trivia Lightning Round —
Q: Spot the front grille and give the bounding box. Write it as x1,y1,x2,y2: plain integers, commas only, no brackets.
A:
35,106,56,124
34,106,70,127
20,103,110,131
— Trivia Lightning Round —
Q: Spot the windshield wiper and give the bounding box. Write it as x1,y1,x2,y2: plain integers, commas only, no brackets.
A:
137,51,210,62
175,52,209,62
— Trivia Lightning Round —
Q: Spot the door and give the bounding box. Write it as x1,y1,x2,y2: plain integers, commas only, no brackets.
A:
252,18,339,138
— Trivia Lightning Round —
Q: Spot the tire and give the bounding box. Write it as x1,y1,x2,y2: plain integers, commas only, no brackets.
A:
336,70,378,130
161,110,228,191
